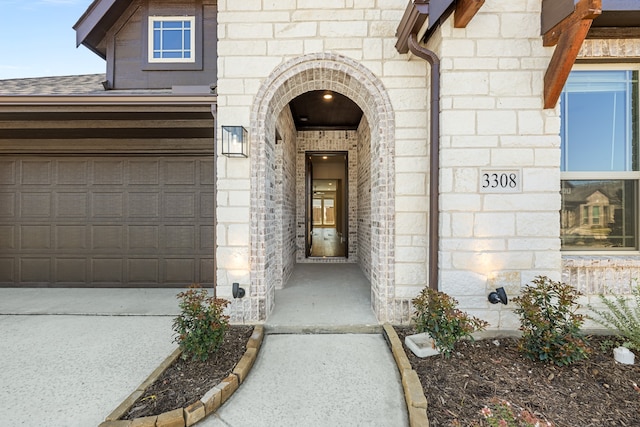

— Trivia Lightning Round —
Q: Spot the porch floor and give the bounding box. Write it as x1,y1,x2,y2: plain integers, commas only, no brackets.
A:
265,263,380,333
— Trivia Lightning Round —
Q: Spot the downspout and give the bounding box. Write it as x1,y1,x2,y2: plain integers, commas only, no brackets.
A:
408,32,440,291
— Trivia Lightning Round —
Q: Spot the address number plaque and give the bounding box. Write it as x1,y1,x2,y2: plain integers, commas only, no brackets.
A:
479,169,522,193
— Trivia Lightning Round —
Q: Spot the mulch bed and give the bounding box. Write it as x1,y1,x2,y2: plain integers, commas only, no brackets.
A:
123,325,253,420
395,327,640,427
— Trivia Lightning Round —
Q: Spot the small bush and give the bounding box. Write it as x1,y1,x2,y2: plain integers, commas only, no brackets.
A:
513,276,590,366
173,284,230,362
588,282,640,351
412,288,489,358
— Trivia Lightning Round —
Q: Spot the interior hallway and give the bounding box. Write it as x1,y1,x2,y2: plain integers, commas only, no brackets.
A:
265,263,379,333
310,227,346,257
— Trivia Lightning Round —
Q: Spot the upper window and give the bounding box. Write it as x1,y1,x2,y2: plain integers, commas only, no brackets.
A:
560,69,639,250
148,16,195,63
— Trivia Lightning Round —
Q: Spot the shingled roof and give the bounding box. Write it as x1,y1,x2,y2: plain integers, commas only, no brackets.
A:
0,74,107,96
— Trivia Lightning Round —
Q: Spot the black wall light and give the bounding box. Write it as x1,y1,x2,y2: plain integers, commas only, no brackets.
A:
232,282,245,299
488,287,508,305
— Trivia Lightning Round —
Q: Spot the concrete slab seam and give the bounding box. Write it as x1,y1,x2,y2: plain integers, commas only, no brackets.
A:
100,325,262,427
382,323,430,427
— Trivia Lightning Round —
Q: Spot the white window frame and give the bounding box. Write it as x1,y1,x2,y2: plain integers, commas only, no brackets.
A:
561,64,640,254
148,16,196,64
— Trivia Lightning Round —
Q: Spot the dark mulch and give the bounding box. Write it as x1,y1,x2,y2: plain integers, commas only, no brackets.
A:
123,325,253,420
395,327,640,427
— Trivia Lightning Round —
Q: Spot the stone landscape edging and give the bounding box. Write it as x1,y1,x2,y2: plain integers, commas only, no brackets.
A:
382,324,430,427
98,325,264,427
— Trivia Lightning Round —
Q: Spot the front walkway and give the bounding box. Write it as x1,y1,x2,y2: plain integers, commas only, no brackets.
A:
266,263,380,333
203,263,409,426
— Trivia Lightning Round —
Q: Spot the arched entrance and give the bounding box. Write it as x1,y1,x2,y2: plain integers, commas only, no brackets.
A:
249,53,395,321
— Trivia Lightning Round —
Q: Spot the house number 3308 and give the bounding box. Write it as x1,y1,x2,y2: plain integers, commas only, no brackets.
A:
479,169,521,193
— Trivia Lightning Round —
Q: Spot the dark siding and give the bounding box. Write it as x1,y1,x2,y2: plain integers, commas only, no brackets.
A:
109,0,217,90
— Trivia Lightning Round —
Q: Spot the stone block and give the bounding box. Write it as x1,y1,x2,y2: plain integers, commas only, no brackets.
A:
219,374,239,403
201,386,223,415
408,406,430,427
402,369,428,409
246,325,264,350
98,421,132,427
383,324,412,372
233,347,257,383
156,408,185,427
131,416,157,427
184,401,206,427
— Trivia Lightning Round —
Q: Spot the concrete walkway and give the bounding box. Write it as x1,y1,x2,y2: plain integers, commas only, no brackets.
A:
0,264,408,426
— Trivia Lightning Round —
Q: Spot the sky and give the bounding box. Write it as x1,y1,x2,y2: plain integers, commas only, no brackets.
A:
0,0,105,80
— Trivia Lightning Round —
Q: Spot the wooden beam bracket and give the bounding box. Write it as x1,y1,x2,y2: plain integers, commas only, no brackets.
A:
542,0,602,109
454,0,485,28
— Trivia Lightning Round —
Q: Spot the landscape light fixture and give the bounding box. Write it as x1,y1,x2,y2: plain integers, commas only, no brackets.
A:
488,287,508,305
221,126,248,158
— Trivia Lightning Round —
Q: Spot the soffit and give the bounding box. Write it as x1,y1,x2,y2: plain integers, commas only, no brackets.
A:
73,0,132,59
289,90,363,131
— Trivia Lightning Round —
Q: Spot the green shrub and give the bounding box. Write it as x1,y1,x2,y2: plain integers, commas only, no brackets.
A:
412,288,489,358
173,284,230,362
513,276,590,366
588,282,640,351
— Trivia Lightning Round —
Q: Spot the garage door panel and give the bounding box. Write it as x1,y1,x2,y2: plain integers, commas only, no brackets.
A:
165,226,195,249
128,226,159,250
2,156,214,287
129,160,159,185
21,193,51,217
0,161,16,184
21,258,51,282
92,226,124,250
57,161,88,185
21,226,51,249
166,160,196,185
128,193,160,218
55,193,88,218
92,259,123,283
55,258,87,283
0,193,15,217
0,258,15,283
92,193,124,218
94,160,124,184
129,259,159,283
55,226,87,250
166,193,195,218
22,161,51,184
0,226,15,249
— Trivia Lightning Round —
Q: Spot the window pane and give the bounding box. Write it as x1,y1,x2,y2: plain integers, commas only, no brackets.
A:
163,21,183,29
162,30,183,50
561,71,637,172
561,180,636,249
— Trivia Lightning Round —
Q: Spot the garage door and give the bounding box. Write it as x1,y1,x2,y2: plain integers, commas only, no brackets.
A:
0,156,214,287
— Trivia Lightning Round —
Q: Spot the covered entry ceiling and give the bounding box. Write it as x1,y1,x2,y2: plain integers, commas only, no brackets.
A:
289,90,363,131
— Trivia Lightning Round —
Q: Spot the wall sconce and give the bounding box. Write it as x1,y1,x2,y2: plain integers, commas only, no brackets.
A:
232,282,245,299
222,126,248,158
488,287,508,305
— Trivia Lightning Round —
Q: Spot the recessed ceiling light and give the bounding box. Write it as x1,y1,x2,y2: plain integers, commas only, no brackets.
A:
322,156,328,160
323,92,333,100
300,116,308,122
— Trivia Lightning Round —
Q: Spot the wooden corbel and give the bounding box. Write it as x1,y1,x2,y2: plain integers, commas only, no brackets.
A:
543,0,602,109
454,0,485,28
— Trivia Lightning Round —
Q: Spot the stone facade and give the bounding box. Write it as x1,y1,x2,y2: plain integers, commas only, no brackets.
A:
216,0,640,327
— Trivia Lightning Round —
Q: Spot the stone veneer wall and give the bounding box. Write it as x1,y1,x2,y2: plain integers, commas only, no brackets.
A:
427,0,559,330
217,0,426,323
274,106,298,288
357,119,372,281
296,131,359,263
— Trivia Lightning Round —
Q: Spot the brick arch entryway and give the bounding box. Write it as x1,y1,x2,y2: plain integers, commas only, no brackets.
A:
250,53,395,322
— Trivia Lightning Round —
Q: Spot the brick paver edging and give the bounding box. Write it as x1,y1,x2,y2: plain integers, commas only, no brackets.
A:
98,325,264,427
382,324,430,427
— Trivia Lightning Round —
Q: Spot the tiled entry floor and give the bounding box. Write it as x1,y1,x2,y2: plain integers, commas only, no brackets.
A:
265,263,379,333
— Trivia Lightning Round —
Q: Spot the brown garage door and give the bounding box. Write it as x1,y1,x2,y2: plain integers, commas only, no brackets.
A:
0,156,214,287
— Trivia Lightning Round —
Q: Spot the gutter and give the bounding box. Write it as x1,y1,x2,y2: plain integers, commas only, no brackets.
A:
408,33,441,291
0,95,217,106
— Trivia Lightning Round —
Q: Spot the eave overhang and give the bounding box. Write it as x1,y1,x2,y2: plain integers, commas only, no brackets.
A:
73,0,131,59
395,0,484,53
0,95,217,106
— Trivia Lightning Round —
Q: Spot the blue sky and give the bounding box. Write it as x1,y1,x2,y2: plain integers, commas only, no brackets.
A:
0,0,105,79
